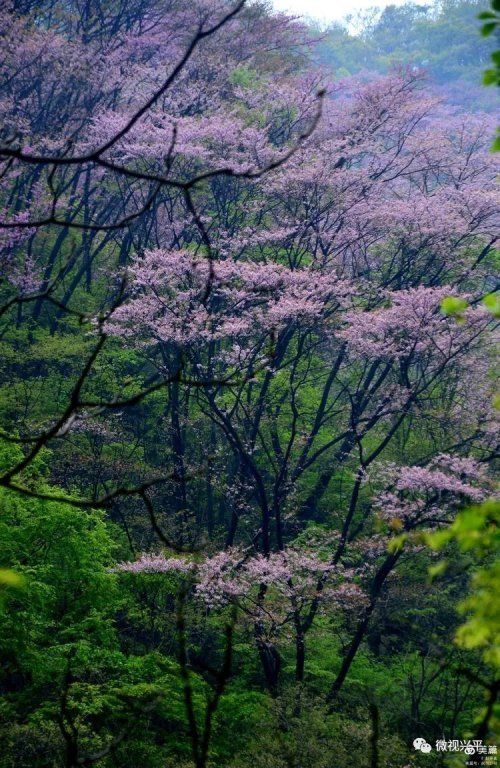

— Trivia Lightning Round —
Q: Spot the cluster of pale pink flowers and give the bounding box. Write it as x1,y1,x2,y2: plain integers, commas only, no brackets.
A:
88,108,270,175
115,553,195,574
395,467,484,500
114,545,367,623
104,250,351,351
0,197,40,292
64,412,123,440
371,454,489,527
428,453,488,481
341,285,488,361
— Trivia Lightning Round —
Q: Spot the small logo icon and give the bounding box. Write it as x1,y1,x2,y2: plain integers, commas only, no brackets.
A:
413,738,432,753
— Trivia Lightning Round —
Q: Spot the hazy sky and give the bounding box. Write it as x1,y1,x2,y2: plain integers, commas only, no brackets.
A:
271,0,411,25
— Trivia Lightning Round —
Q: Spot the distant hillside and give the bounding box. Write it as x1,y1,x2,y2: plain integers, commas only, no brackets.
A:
311,0,498,110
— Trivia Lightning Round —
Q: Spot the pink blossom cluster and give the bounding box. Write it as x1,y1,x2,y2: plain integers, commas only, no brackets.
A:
395,466,485,500
105,250,350,350
195,548,362,618
114,553,195,574
114,546,365,624
372,454,489,526
341,286,487,360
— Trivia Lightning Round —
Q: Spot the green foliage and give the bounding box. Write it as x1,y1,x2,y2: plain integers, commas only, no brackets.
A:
483,293,500,317
427,500,500,669
230,66,259,89
0,1,496,763
0,448,196,767
441,291,500,320
441,295,470,319
315,0,495,107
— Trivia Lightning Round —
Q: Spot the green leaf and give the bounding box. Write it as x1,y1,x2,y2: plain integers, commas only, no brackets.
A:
483,68,498,85
428,561,448,583
441,296,468,316
481,22,497,35
482,293,500,317
387,534,407,553
0,568,25,588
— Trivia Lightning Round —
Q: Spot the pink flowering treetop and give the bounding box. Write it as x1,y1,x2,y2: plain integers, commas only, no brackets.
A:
370,454,491,530
341,286,491,362
104,249,351,372
116,543,366,644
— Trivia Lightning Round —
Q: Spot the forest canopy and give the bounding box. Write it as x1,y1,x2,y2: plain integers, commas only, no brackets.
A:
0,0,498,766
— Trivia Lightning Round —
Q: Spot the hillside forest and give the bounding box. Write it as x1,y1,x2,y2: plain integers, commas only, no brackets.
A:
0,1,498,767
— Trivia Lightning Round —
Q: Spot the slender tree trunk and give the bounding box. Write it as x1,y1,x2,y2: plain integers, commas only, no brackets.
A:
295,628,305,683
327,550,402,706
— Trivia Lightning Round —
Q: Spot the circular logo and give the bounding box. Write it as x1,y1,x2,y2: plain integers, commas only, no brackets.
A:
413,738,432,753
413,738,426,749
464,746,476,756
